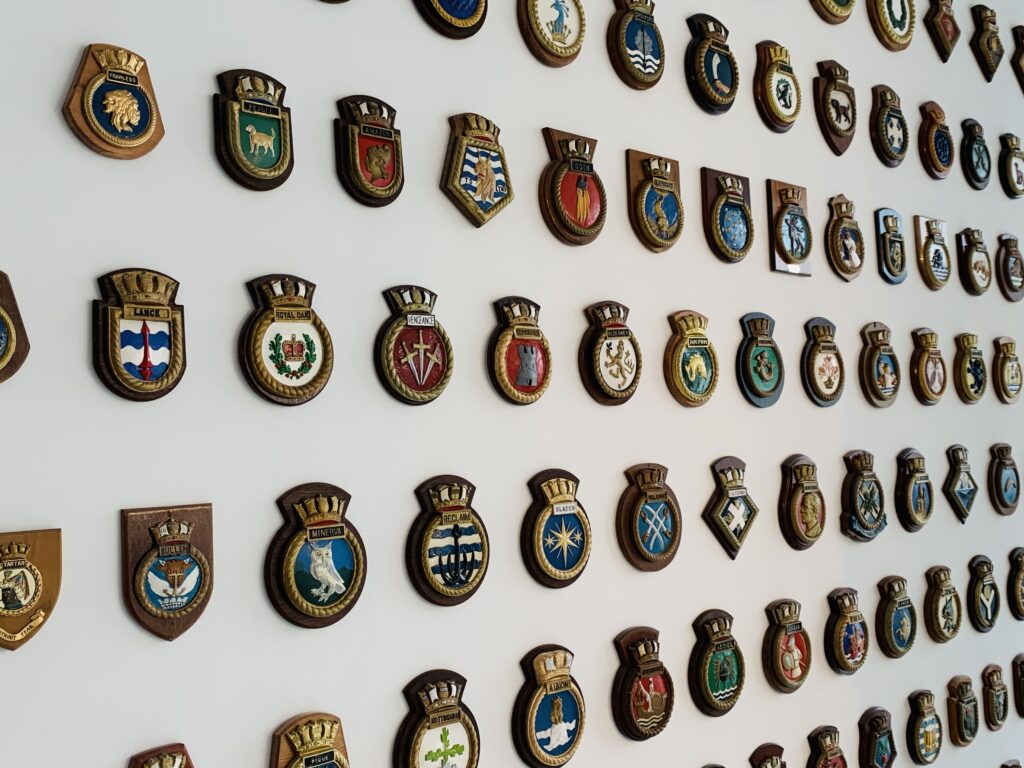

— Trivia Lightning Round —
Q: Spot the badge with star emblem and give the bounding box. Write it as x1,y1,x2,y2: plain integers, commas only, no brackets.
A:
918,102,955,180
513,644,586,768
924,565,962,643
688,609,745,716
0,271,29,386
825,587,869,674
540,128,607,246
814,60,856,155
868,0,916,51
874,208,907,284
895,448,933,531
970,5,1004,81
996,234,1024,301
998,133,1024,198
376,285,454,405
737,312,785,408
767,181,813,276
778,454,826,550
441,113,513,227
754,41,802,133
522,470,591,589
870,85,909,167
953,333,987,404
993,337,1023,403
615,463,681,571
801,317,844,408
128,745,195,768
841,449,887,542
214,69,293,191
701,168,754,263
924,0,960,61
626,150,683,251
960,119,992,190
579,301,642,405
875,575,916,658
907,689,943,764
684,14,738,113
488,296,552,406
858,708,896,768
946,675,979,746
955,228,993,295
859,322,900,407
664,310,718,407
612,626,674,739
395,669,481,768
762,599,811,693
943,444,978,523
910,328,946,405
967,554,1000,631
0,529,61,652
702,456,759,559
334,95,404,207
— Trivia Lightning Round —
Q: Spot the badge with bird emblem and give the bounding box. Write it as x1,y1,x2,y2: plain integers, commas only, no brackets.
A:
615,463,681,570
488,296,552,405
608,0,664,90
910,327,948,406
874,575,916,658
612,626,673,739
214,69,293,191
513,644,586,768
521,470,591,588
579,301,641,405
688,609,745,716
441,113,513,227
128,745,195,768
762,599,811,693
684,14,738,113
376,285,454,405
540,128,606,246
664,310,718,407
395,670,481,768
334,95,404,206
702,456,759,559
0,529,61,652
924,565,962,643
841,449,887,542
270,712,349,768
626,150,683,251
778,454,826,550
825,588,869,674
0,271,29,386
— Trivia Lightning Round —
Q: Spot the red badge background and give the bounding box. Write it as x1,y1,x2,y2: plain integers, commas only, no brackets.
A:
358,134,396,188
391,326,447,391
560,173,603,228
504,339,547,394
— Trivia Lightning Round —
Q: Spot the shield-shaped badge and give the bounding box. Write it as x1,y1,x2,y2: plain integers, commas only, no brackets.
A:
513,645,586,768
982,664,1009,730
488,297,552,405
778,454,826,551
414,0,487,38
62,44,164,160
924,0,961,61
518,0,587,67
128,744,195,768
841,450,887,542
998,133,1024,198
801,317,844,408
579,301,641,405
946,676,979,746
762,599,811,693
967,554,1000,631
825,195,865,281
0,529,60,652
608,0,664,90
960,120,992,190
953,333,987,404
859,322,900,407
867,0,916,51
442,113,513,227
907,690,943,764
825,588,869,675
684,14,738,113
214,70,292,191
612,626,674,740
955,228,992,295
943,444,977,523
754,42,802,133
522,470,592,589
993,337,1022,403
702,456,759,559
737,312,785,407
970,5,1004,81
918,102,955,179
767,182,812,276
396,670,481,768
874,208,907,283
270,713,349,768
924,565,962,643
814,61,856,156
334,95,403,207
875,575,917,658
858,708,896,768
664,310,719,407
895,448,934,531
615,463,681,570
996,234,1024,302
540,128,606,246
0,271,29,385
93,269,185,402
688,609,745,716
626,151,683,252
376,285,454,405
870,86,909,167
701,169,754,263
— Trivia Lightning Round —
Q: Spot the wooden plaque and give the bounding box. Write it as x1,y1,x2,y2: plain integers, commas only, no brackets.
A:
814,60,857,156
625,149,683,252
270,713,349,768
611,626,674,739
579,301,642,405
540,128,606,246
701,168,754,263
924,0,961,61
969,5,1005,81
521,469,591,588
0,271,29,385
615,463,681,571
766,180,812,276
0,528,61,651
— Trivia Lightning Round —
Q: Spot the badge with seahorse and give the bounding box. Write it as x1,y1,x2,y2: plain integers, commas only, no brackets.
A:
664,310,719,407
396,669,481,768
488,296,552,405
0,530,61,652
612,626,674,740
376,285,454,405
128,744,195,768
513,644,586,768
214,69,293,191
688,609,745,716
334,94,404,206
518,0,587,67
626,151,683,251
737,312,785,407
579,301,641,405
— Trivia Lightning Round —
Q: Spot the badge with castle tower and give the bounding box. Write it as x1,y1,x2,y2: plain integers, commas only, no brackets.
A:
395,669,480,768
264,483,367,629
441,113,513,228
376,285,454,406
0,271,29,386
513,644,586,768
122,504,213,641
841,450,887,542
761,598,811,693
521,470,592,589
578,301,642,406
334,95,404,207
270,712,349,768
518,0,587,67
128,745,195,768
615,463,681,571
488,297,552,405
664,310,718,407
0,529,61,651
688,609,745,716
825,587,869,675
702,456,759,560
626,150,683,251
778,454,826,551
611,626,674,740
540,128,607,246
607,0,664,90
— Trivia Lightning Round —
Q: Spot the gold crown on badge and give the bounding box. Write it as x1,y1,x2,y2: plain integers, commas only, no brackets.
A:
778,187,802,207
770,599,801,624
792,462,817,483
141,754,185,768
541,477,576,505
94,48,145,75
823,61,849,80
956,333,979,350
235,74,281,104
994,444,1013,461
294,496,345,527
697,16,728,39
701,613,733,640
111,271,177,305
745,315,773,338
150,518,194,545
643,157,671,179
850,451,875,473
953,678,974,698
864,325,891,346
1005,134,1021,150
717,465,746,490
929,565,952,584
287,718,339,754
917,690,935,708
974,558,994,577
983,666,1004,686
832,197,854,218
883,214,900,234
634,466,665,492
501,299,540,326
917,330,938,348
418,679,463,714
628,637,661,666
718,175,745,197
429,482,470,511
462,114,498,143
882,576,908,596
629,0,655,13
926,220,946,242
999,338,1016,355
907,455,926,473
348,97,395,127
676,311,708,334
593,302,628,326
767,45,790,64
389,286,436,314
261,277,313,307
559,138,593,161
835,589,860,613
810,323,834,342
815,726,840,750
533,649,574,684
0,542,30,561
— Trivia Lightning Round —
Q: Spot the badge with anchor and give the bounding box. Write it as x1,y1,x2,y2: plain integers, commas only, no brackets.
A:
946,676,979,746
414,0,487,39
870,86,909,167
737,312,785,407
874,208,907,284
988,443,1020,514
778,454,826,551
993,337,1023,403
952,333,986,404
270,712,349,768
0,271,29,385
924,0,961,61
540,128,606,246
811,0,856,25
688,609,745,716
814,60,857,156
910,328,946,406
914,216,952,290
825,195,865,281
762,599,811,693
907,690,943,764
960,120,992,190
955,228,992,295
395,670,481,768
943,444,977,523
441,113,513,228
615,463,681,571
684,14,738,114
859,322,900,407
579,301,641,405
998,133,1024,199
841,449,887,542
376,285,454,406
702,456,759,560
825,587,870,674
512,644,586,768
664,310,718,407
996,234,1024,301
895,448,933,531
967,554,1000,632
214,69,293,191
334,95,404,207
0,529,61,652
858,708,897,768
754,42,802,133
1008,548,1024,619
701,169,754,263
868,0,916,51
982,664,1009,730
801,317,844,408
875,575,917,658
607,0,665,90
924,565,962,643
521,470,592,589
767,181,813,276
128,745,195,768
918,102,955,179
807,726,848,768
970,5,1004,81
626,151,683,252
611,626,674,740
488,296,552,406
517,0,587,67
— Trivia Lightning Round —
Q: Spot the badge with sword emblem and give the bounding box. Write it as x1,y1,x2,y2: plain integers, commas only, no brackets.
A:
376,285,454,405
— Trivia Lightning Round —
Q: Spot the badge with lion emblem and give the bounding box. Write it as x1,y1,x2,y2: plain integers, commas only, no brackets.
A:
214,69,293,191
128,744,195,768
442,113,514,227
335,95,403,206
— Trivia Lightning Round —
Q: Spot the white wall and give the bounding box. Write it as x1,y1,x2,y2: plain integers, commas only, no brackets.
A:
3,0,1023,765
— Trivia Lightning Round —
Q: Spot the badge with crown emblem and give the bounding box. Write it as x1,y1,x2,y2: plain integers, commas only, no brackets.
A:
702,456,759,559
955,228,992,294
779,454,826,550
0,530,60,651
914,216,951,289
701,168,754,263
615,464,681,570
918,102,955,179
970,5,1004,80
442,114,513,227
540,129,606,246
0,271,29,385
608,0,664,90
407,475,489,606
924,0,960,61
213,70,292,191
62,44,163,159
960,120,992,190
376,285,454,405
998,133,1024,198
875,575,917,658
993,337,1023,403
953,333,987,404
989,443,1020,514
811,0,855,24
825,587,869,674
518,0,586,67
688,609,744,716
808,724,849,765
1014,654,1024,717
270,713,349,768
907,690,943,764
240,274,333,407
755,42,801,133
414,0,486,38
334,95,404,206
859,322,900,407
870,86,909,167
996,234,1024,301
982,664,1008,730
841,450,887,542
924,565,962,643
762,599,811,693
626,151,682,251
874,209,907,284
579,301,641,405
825,195,865,281
967,554,1000,631
814,61,857,156
685,14,738,113
1007,547,1024,619
93,269,185,402
737,312,784,407
664,310,718,407
265,483,366,628
858,708,896,768
946,676,979,746
749,743,785,768
488,297,552,405
129,745,194,768
122,505,212,641
522,470,591,588
767,182,812,275
612,626,673,739
396,669,480,768
801,318,844,407
513,644,586,768
896,448,934,531
868,0,916,50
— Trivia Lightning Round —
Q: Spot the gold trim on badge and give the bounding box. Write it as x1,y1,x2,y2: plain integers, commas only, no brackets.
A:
710,177,753,262
420,510,489,599
494,328,552,405
430,0,486,29
106,306,184,396
134,545,210,620
227,101,292,181
630,494,679,563
665,311,718,406
694,37,739,109
249,311,334,402
525,682,586,766
763,54,802,127
533,501,591,582
634,171,683,249
347,122,404,200
590,327,641,401
0,305,16,371
530,0,586,58
552,162,606,240
283,527,364,618
83,72,158,149
381,317,453,404
410,712,480,768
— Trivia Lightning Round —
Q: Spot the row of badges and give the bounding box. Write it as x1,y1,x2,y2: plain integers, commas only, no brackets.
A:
1,445,1018,647
1,271,1021,407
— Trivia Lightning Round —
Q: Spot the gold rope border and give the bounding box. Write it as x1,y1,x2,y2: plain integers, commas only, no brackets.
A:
429,0,486,29
494,328,552,404
228,101,293,181
133,545,210,620
106,307,185,396
347,125,404,200
590,328,641,400
381,317,454,403
283,528,365,618
0,305,16,373
0,560,41,618
634,181,683,249
249,311,334,402
667,335,718,406
83,73,158,149
525,681,586,767
419,511,488,599
528,0,586,59
410,711,480,768
532,503,591,582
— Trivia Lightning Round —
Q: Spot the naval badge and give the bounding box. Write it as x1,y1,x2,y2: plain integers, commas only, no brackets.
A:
512,644,586,768
701,168,754,263
918,102,955,179
996,234,1024,301
825,587,870,674
93,269,185,402
540,128,606,246
334,95,404,207
814,61,857,156
998,133,1024,198
1015,654,1024,716
395,670,480,768
982,664,1009,730
766,181,813,276
896,448,933,531
264,483,367,628
611,626,674,739
960,119,992,190
914,216,951,290
376,285,454,405
952,333,986,405
946,676,979,746
522,470,591,588
870,85,909,167
924,565,962,643
858,708,896,768
213,70,292,191
967,554,1000,631
0,529,61,651
579,301,641,405
841,450,887,542
875,575,917,658
607,0,664,90
955,229,992,295
750,743,785,768
684,14,739,114
122,504,213,641
414,0,486,38
970,5,1004,81
874,209,907,284
1008,547,1024,619
441,113,513,227
688,609,744,716
62,44,163,159
825,195,866,281
664,310,718,407
128,745,195,768
239,275,333,407
993,337,1023,403
909,328,946,405
626,150,683,252
488,297,551,406
615,463,681,571
801,318,844,408
943,445,978,523
703,457,759,560
807,726,848,768
407,475,489,606
518,0,587,67
1015,26,1024,94
270,712,349,768
811,0,856,24
0,271,29,385
907,690,943,764
858,322,900,408
762,599,811,693
779,454,826,550
924,0,960,61
754,42,802,133
737,312,784,408
868,0,916,50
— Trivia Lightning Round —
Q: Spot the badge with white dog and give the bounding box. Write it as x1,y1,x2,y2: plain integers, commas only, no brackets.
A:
214,69,293,191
